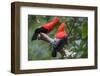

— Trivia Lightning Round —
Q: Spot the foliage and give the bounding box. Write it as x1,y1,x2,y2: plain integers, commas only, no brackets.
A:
28,15,88,60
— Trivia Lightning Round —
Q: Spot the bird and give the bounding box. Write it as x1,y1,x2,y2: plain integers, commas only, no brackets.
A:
31,17,68,59
31,17,60,41
51,23,68,58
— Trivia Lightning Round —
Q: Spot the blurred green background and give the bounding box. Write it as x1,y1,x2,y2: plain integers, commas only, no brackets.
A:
28,15,88,60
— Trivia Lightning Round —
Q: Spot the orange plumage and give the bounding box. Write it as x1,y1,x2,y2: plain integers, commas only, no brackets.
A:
43,17,60,32
55,23,68,39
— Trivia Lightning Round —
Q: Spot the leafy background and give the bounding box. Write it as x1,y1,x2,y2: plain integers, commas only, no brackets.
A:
28,15,88,60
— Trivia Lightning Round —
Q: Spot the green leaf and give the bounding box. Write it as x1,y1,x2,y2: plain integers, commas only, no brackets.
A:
82,22,88,39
